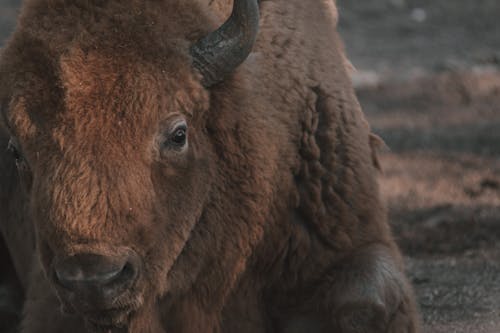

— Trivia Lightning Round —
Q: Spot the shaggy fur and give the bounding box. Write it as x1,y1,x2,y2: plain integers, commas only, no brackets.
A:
0,0,420,332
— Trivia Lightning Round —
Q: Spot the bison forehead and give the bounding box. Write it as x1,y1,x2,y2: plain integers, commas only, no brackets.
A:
0,0,217,143
59,46,207,119
3,46,209,162
60,48,129,102
57,47,161,134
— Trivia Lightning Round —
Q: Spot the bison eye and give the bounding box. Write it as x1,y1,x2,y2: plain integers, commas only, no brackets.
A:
7,137,22,162
6,136,32,190
167,123,188,149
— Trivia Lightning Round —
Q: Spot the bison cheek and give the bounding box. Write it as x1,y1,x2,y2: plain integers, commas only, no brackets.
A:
147,155,214,290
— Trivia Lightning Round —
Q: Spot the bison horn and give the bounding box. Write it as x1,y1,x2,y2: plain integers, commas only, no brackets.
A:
190,0,260,87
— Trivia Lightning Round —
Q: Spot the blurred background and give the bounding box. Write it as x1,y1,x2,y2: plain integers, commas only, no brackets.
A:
1,1,500,332
337,1,500,332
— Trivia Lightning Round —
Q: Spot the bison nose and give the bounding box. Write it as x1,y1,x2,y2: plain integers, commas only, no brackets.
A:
54,253,139,297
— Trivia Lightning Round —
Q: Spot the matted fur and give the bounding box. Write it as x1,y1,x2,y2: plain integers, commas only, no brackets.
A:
0,0,420,332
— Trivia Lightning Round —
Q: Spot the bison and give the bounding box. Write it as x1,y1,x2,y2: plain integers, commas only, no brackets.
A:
0,0,420,332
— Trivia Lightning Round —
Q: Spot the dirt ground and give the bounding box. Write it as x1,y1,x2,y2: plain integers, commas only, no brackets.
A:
1,0,500,332
337,0,500,82
357,73,500,333
336,1,500,332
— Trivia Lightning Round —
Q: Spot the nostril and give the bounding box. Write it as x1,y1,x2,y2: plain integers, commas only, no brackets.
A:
113,262,136,284
53,253,139,291
91,266,123,283
55,263,123,285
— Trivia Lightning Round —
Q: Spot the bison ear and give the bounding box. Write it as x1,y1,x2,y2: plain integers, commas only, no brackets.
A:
190,0,259,87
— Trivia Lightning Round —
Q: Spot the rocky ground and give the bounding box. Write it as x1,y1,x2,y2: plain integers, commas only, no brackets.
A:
1,0,500,332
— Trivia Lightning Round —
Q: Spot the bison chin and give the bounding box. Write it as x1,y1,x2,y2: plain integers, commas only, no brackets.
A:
61,294,145,332
80,309,137,332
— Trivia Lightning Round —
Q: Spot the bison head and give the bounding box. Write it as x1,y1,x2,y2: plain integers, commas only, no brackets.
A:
0,0,260,330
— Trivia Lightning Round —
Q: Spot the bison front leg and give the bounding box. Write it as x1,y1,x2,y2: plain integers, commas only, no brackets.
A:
323,244,420,333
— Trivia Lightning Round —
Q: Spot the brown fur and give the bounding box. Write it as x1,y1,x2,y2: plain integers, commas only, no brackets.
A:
0,0,420,332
